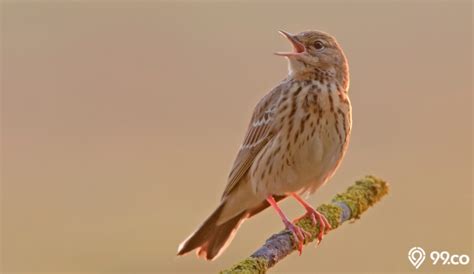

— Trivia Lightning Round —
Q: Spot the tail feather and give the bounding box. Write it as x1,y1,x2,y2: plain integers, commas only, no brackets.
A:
177,201,248,260
177,195,287,260
196,210,248,260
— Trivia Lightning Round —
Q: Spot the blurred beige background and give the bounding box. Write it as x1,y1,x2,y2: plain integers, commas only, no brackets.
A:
1,1,472,273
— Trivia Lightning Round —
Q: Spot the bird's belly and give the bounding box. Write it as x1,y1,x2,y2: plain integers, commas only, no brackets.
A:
250,87,351,198
264,114,345,196
296,128,343,192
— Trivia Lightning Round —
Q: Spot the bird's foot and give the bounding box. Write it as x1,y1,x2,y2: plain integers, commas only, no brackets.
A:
294,208,331,244
283,219,311,255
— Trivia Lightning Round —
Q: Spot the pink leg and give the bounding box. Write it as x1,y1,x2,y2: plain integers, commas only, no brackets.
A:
291,193,332,244
267,196,311,254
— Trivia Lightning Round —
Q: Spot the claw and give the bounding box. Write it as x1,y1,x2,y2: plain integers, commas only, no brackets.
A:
304,208,331,244
283,220,310,254
291,193,332,245
266,196,312,254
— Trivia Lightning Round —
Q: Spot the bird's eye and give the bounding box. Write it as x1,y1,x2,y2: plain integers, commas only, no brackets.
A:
314,41,325,50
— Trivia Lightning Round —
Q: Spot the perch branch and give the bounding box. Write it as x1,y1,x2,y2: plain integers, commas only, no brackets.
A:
220,175,389,274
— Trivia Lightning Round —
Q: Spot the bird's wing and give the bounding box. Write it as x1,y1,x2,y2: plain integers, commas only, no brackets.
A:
221,84,284,199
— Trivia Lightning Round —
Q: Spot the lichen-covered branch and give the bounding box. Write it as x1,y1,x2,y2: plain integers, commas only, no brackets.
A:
220,175,389,274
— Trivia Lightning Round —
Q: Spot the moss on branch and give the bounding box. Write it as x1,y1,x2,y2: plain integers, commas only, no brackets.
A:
220,175,389,274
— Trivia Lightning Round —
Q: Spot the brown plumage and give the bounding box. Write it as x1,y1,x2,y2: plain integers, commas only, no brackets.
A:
177,30,351,260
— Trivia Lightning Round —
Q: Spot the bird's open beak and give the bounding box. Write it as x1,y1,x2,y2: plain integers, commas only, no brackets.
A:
274,30,305,57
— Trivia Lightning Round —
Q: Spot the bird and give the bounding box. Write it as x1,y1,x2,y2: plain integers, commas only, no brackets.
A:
177,30,351,261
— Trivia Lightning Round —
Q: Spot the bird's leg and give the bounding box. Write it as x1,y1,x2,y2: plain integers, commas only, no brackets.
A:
291,193,332,244
266,196,311,254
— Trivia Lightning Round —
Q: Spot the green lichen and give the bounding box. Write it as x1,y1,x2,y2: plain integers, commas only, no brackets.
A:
317,203,343,229
332,175,389,219
219,257,267,274
294,203,342,244
293,175,388,243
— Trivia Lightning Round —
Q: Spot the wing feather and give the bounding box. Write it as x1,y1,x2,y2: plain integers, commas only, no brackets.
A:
221,85,285,199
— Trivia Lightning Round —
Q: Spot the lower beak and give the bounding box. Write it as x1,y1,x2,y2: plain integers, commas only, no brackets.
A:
274,30,305,57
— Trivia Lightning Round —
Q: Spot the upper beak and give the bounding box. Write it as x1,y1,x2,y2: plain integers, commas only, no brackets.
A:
274,30,305,57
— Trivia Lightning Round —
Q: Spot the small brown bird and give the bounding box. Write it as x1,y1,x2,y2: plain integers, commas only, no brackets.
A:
177,30,351,260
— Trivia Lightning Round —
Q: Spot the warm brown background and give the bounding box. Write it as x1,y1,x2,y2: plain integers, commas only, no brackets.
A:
1,1,472,273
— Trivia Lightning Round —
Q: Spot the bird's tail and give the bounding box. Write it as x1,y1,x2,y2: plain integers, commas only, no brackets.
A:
177,195,286,260
177,200,248,260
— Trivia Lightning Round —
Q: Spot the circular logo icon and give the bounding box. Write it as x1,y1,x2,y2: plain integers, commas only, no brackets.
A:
408,247,426,269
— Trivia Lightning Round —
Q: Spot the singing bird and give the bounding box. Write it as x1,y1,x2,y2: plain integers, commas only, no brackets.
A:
177,30,351,260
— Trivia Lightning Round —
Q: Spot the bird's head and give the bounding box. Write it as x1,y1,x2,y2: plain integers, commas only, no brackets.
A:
275,30,349,83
